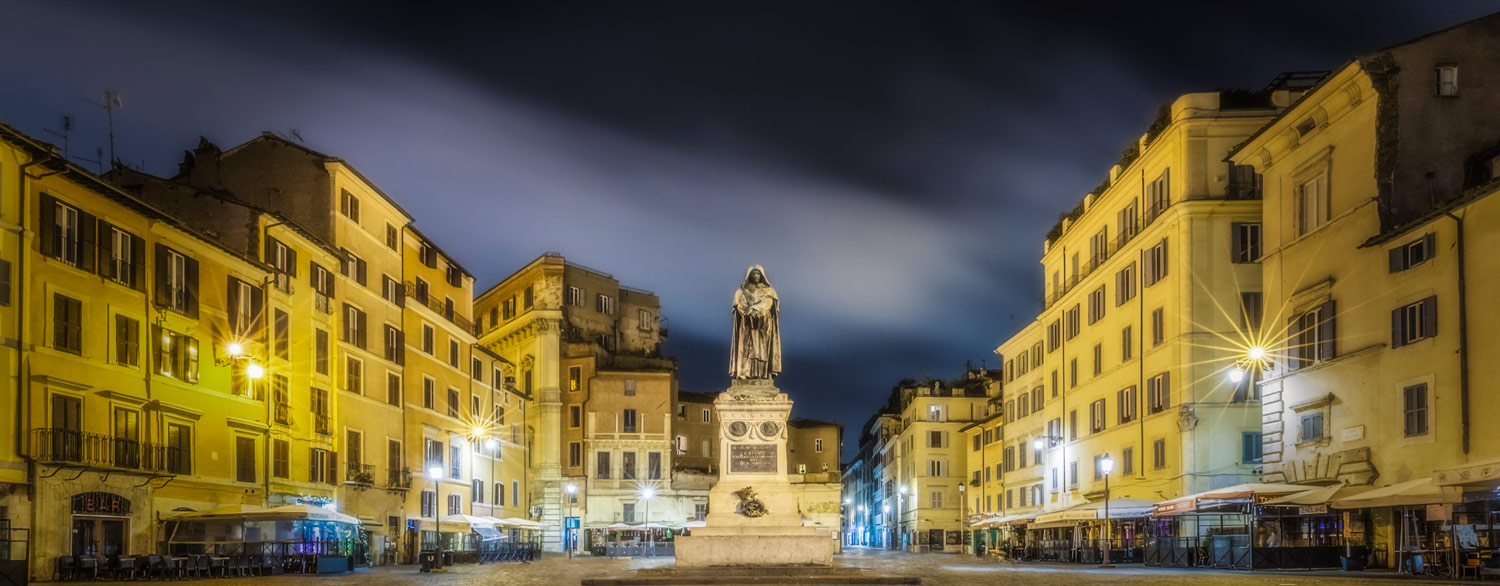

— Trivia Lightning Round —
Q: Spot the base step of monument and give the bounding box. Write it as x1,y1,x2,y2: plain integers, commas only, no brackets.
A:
581,566,920,585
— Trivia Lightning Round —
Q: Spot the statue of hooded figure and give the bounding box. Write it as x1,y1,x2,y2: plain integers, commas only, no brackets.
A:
729,265,781,382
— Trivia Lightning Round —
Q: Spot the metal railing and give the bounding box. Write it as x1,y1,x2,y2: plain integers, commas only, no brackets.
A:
387,467,413,490
347,463,374,485
1044,197,1176,310
313,293,332,314
404,282,475,334
314,414,331,436
32,428,184,474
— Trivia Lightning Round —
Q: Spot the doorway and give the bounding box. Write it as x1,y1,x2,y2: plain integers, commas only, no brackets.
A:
72,516,128,556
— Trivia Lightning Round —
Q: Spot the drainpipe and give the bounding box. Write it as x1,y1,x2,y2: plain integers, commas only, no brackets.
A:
1443,210,1471,454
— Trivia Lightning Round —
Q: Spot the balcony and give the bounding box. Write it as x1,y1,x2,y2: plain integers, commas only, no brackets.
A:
387,467,413,490
404,282,475,335
314,413,331,436
314,293,333,314
32,428,184,474
347,463,374,485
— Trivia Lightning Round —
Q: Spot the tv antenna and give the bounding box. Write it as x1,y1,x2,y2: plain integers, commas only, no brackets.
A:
43,115,72,159
76,90,123,166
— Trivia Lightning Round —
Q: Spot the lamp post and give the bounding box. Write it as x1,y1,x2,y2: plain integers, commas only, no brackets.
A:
898,486,908,551
1099,455,1115,569
958,483,968,555
428,466,444,555
641,488,656,557
564,483,577,559
882,505,890,549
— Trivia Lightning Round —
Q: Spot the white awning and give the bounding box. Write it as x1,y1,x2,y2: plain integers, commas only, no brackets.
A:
1034,499,1156,524
1433,458,1500,488
1332,477,1461,509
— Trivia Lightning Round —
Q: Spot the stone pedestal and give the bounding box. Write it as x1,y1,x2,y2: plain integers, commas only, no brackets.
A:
674,383,834,567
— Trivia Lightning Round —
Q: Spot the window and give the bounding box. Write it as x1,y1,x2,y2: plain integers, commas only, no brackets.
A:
450,443,461,478
382,275,401,305
930,490,943,509
447,494,461,516
382,324,403,364
512,480,519,507
472,479,484,503
1121,447,1134,476
623,409,638,433
425,438,444,475
312,387,331,434
1151,307,1164,346
569,442,582,467
495,482,504,506
1403,383,1429,437
156,245,196,316
341,304,367,348
814,437,823,453
42,196,89,267
1392,296,1438,347
1146,372,1170,414
447,388,459,418
102,224,143,288
423,378,435,409
1117,200,1139,243
1115,262,1136,306
1089,227,1109,268
52,293,82,353
566,286,583,306
1145,169,1170,222
339,189,360,222
313,329,329,375
270,376,290,424
233,436,256,483
470,357,483,381
1390,233,1435,272
928,459,945,477
0,259,10,306
1121,326,1133,361
1242,432,1263,463
1093,454,1107,481
1031,342,1043,367
270,309,289,359
1152,438,1166,470
1296,173,1329,236
421,491,435,518
1068,410,1077,440
1232,223,1262,263
622,451,637,480
227,277,262,337
596,294,615,315
1240,292,1263,331
419,243,437,268
523,286,534,309
1050,370,1058,397
339,249,367,286
928,430,945,448
166,423,191,474
1143,238,1168,286
1088,399,1106,433
1117,386,1137,424
927,404,945,422
1299,412,1325,443
385,224,399,250
422,324,435,354
157,328,200,382
1064,305,1080,340
273,439,289,478
1088,286,1105,324
1068,461,1078,487
1288,301,1336,369
446,263,463,288
1069,358,1077,388
624,379,637,396
344,357,363,394
346,429,363,478
114,314,139,367
1436,64,1458,96
702,409,711,423
414,278,429,305
568,366,581,392
1092,343,1102,376
596,451,611,479
449,340,459,368
1047,320,1061,352
386,372,401,406
569,405,581,428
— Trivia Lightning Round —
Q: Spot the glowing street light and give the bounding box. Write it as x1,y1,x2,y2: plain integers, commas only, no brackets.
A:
1228,367,1245,383
1099,455,1116,569
641,487,657,556
427,466,445,555
484,438,499,451
565,483,578,559
225,342,244,357
245,363,265,379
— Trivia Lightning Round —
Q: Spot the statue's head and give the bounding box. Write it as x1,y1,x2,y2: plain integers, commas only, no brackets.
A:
744,264,769,286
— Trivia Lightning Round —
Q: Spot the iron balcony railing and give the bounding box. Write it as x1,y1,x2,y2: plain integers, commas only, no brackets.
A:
347,463,375,485
314,413,331,436
314,293,333,314
404,282,476,335
1043,197,1175,310
32,428,185,474
387,467,413,490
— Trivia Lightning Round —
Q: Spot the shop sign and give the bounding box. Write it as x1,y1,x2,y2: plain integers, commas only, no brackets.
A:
71,492,131,516
1298,505,1329,515
1154,499,1195,516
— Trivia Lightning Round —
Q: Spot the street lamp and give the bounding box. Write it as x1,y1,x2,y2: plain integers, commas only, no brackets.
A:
898,486,908,550
958,483,968,555
641,487,656,557
564,483,577,559
428,466,445,554
1098,455,1115,569
882,504,891,549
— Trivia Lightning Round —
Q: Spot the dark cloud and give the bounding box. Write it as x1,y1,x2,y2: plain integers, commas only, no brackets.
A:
5,0,1498,454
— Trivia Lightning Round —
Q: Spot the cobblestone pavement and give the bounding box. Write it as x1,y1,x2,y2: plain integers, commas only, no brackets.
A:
35,550,1457,586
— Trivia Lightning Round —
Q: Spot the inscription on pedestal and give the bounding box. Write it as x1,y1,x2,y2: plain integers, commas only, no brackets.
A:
728,444,777,474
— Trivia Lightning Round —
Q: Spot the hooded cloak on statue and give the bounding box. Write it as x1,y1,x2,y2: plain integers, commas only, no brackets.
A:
730,265,781,381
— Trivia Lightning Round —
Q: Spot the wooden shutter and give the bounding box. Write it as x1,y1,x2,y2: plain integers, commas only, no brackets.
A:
1286,314,1304,370
1388,246,1405,273
39,194,57,257
1230,222,1244,262
154,245,170,308
327,451,338,485
184,256,200,319
396,330,405,365
250,284,265,334
130,233,146,290
357,309,368,348
227,277,242,335
1391,306,1405,348
77,210,97,272
1316,300,1336,361
98,221,116,280
356,258,367,285
1421,296,1438,338
309,449,318,482
1159,237,1169,278
287,247,298,277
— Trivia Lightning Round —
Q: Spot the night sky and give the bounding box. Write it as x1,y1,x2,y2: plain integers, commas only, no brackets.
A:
5,1,1497,454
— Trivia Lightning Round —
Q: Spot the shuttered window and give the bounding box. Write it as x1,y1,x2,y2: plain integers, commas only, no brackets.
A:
1391,296,1438,348
1287,301,1337,369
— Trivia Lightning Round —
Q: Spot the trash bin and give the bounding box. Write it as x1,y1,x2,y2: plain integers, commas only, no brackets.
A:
441,551,454,567
418,551,437,573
